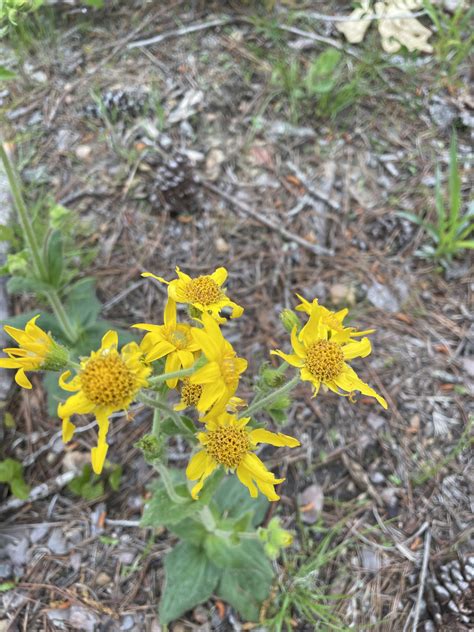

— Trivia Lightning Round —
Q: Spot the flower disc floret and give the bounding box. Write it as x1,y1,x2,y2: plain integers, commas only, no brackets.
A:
80,352,137,407
180,379,203,408
206,425,250,468
305,340,344,382
184,276,222,305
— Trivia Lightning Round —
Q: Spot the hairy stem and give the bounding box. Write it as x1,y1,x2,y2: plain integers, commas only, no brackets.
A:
240,374,300,419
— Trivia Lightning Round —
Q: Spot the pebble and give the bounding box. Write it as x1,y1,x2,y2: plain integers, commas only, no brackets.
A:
75,145,92,160
47,528,68,555
96,571,112,587
367,281,400,313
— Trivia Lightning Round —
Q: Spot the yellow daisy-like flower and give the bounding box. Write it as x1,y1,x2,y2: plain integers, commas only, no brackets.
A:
57,331,151,474
295,295,375,342
272,302,387,409
186,411,300,501
142,266,243,323
189,313,247,416
0,315,68,389
132,298,200,388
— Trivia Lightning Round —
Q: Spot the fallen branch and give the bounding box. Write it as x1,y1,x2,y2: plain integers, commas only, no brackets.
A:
128,18,230,49
0,471,76,513
204,182,334,257
412,527,432,632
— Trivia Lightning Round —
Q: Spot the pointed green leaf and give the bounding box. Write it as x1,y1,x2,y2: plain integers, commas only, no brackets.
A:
0,66,16,81
159,542,220,625
43,230,64,288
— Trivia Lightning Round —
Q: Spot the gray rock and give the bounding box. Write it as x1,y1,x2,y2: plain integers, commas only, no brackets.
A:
429,100,457,129
47,528,68,555
5,538,29,566
0,562,12,579
367,281,400,313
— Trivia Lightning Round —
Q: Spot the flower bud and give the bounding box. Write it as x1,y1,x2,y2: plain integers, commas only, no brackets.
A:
135,434,163,463
280,309,301,334
259,517,293,560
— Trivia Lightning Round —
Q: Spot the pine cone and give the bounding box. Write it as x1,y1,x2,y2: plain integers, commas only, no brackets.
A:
423,555,474,631
84,88,149,120
139,147,199,214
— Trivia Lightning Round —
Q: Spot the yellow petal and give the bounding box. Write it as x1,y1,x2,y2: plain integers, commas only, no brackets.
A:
241,452,277,483
256,479,282,502
58,391,94,419
91,442,108,475
270,349,304,368
236,464,258,498
164,298,177,328
335,365,388,409
177,349,194,368
228,301,244,319
142,271,169,284
291,326,306,357
190,362,221,385
101,330,118,350
249,428,300,448
342,337,372,360
62,418,76,442
15,368,32,389
192,328,221,362
196,383,222,412
59,370,80,392
175,266,192,283
210,267,228,287
186,450,207,480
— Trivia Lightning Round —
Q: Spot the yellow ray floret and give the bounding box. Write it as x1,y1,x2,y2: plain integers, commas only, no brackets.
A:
295,295,375,343
0,315,68,389
142,266,243,323
189,313,247,416
272,302,387,409
132,298,200,388
57,331,151,475
186,411,300,501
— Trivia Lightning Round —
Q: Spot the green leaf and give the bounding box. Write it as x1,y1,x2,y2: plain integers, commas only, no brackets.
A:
64,277,101,328
84,0,104,7
6,276,53,295
141,469,223,527
0,66,16,80
0,224,15,242
108,465,122,491
43,230,64,288
0,581,16,592
10,478,30,500
216,540,273,622
168,518,208,546
161,414,196,437
455,240,474,249
213,476,269,527
0,459,16,481
159,542,220,625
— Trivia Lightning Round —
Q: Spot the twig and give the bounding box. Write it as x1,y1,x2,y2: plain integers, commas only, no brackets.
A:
286,161,340,211
412,528,432,632
128,18,230,49
203,182,334,257
105,518,142,528
0,471,76,513
294,10,427,23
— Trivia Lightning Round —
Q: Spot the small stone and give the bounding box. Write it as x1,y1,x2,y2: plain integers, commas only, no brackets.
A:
30,524,50,543
367,413,385,431
298,484,324,524
6,538,29,566
120,614,135,630
193,605,208,623
69,605,98,632
370,472,385,484
215,237,230,253
367,281,400,313
461,357,474,378
75,145,92,160
0,562,12,579
205,148,225,181
96,572,111,587
47,528,68,555
329,283,356,306
31,70,48,83
360,547,380,572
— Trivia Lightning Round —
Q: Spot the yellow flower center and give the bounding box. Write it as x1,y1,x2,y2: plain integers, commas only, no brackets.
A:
164,325,192,350
80,352,137,407
220,355,240,389
206,425,250,468
184,276,222,306
305,340,344,382
180,379,202,407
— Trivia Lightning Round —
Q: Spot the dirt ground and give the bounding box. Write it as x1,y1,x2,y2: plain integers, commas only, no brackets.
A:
0,1,472,631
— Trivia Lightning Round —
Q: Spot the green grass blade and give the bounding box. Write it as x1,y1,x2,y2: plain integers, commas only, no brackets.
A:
447,131,461,234
455,240,474,249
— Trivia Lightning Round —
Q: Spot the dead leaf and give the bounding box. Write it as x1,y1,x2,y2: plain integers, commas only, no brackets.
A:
298,483,324,524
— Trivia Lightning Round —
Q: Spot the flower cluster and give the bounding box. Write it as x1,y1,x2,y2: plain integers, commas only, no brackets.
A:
0,266,388,502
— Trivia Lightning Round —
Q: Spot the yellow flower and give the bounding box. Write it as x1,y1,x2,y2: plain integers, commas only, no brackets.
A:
132,298,200,388
272,302,387,408
142,266,243,323
186,411,300,501
57,331,151,474
189,313,247,416
0,315,68,389
295,295,375,342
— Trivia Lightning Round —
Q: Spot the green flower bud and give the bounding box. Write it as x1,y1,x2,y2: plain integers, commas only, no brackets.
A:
135,434,163,463
259,517,293,560
42,341,70,372
280,309,301,334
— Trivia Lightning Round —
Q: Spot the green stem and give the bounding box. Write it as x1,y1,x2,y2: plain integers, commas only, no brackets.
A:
199,505,216,531
0,141,77,343
137,392,197,443
0,141,47,280
240,374,300,419
148,363,200,385
155,462,188,505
